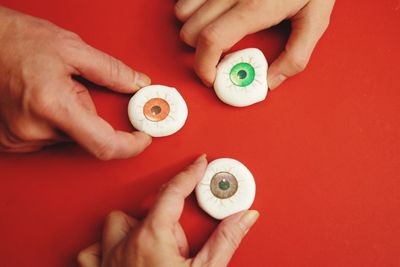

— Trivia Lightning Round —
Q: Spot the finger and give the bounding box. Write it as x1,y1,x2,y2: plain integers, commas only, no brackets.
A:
180,0,236,47
174,223,189,257
1,117,68,144
77,243,101,267
68,44,151,93
175,0,207,22
0,137,69,153
146,154,207,228
72,81,97,114
193,210,259,267
195,40,223,87
102,211,140,259
0,144,43,153
194,4,278,86
48,92,152,160
0,129,64,153
268,1,333,90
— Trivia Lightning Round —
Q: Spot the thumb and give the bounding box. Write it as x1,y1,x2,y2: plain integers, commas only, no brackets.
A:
70,44,151,93
268,2,331,90
77,243,101,267
46,82,152,160
193,210,259,267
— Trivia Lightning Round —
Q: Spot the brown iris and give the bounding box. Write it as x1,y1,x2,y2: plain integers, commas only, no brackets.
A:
210,172,238,199
143,98,170,122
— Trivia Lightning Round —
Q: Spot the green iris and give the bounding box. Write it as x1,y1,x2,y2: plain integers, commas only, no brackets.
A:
218,179,230,191
229,62,255,87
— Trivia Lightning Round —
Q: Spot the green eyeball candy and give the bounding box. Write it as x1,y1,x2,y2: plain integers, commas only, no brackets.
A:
214,48,268,107
229,62,256,87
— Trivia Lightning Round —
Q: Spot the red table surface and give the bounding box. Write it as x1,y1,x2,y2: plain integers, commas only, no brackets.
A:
0,0,399,266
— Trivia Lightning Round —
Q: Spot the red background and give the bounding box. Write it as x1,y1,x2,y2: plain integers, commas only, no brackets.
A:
0,0,399,266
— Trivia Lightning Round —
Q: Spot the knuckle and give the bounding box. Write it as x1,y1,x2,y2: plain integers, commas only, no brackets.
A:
144,218,164,235
57,33,83,53
106,210,126,224
219,225,244,250
174,3,187,21
179,26,194,46
106,56,123,87
57,30,82,42
94,135,116,161
30,89,59,119
76,250,90,265
242,0,261,11
57,31,84,56
8,122,28,141
6,116,39,142
173,167,195,182
131,227,153,250
7,120,51,143
199,25,221,47
162,180,183,197
287,53,309,73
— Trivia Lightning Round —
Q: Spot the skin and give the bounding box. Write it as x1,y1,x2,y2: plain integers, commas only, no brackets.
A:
175,0,336,89
77,155,260,267
0,6,152,159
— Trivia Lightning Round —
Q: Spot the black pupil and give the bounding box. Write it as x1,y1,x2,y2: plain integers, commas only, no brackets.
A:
237,70,247,80
151,105,161,115
218,179,230,191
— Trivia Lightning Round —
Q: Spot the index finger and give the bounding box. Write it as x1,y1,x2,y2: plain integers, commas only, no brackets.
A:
43,81,152,160
194,3,279,86
146,154,207,228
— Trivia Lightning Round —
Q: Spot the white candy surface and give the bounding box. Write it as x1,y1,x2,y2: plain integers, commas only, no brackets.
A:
128,85,188,137
195,158,256,220
214,48,268,107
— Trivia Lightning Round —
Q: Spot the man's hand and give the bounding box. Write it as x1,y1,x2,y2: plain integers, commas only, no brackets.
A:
77,155,260,267
0,7,152,159
175,0,335,89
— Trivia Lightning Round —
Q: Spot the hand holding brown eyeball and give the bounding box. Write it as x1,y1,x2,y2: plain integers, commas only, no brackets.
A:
77,155,259,267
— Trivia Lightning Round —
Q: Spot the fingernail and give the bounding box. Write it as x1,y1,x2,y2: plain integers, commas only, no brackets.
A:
201,77,213,88
194,153,207,164
146,136,152,145
239,210,259,232
132,131,152,145
135,72,151,89
269,74,287,90
204,81,212,87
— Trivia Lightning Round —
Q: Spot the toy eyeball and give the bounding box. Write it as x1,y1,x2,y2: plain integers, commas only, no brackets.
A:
128,85,188,137
213,48,268,107
195,158,256,220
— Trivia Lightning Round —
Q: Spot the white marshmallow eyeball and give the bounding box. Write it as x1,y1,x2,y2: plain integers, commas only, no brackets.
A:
195,158,256,220
128,85,188,137
213,48,268,107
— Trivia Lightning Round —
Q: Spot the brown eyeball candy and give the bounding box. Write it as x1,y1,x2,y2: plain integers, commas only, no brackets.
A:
195,158,256,220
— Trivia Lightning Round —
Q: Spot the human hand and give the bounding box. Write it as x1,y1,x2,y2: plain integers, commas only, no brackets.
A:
0,6,152,159
77,155,259,267
175,0,335,89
